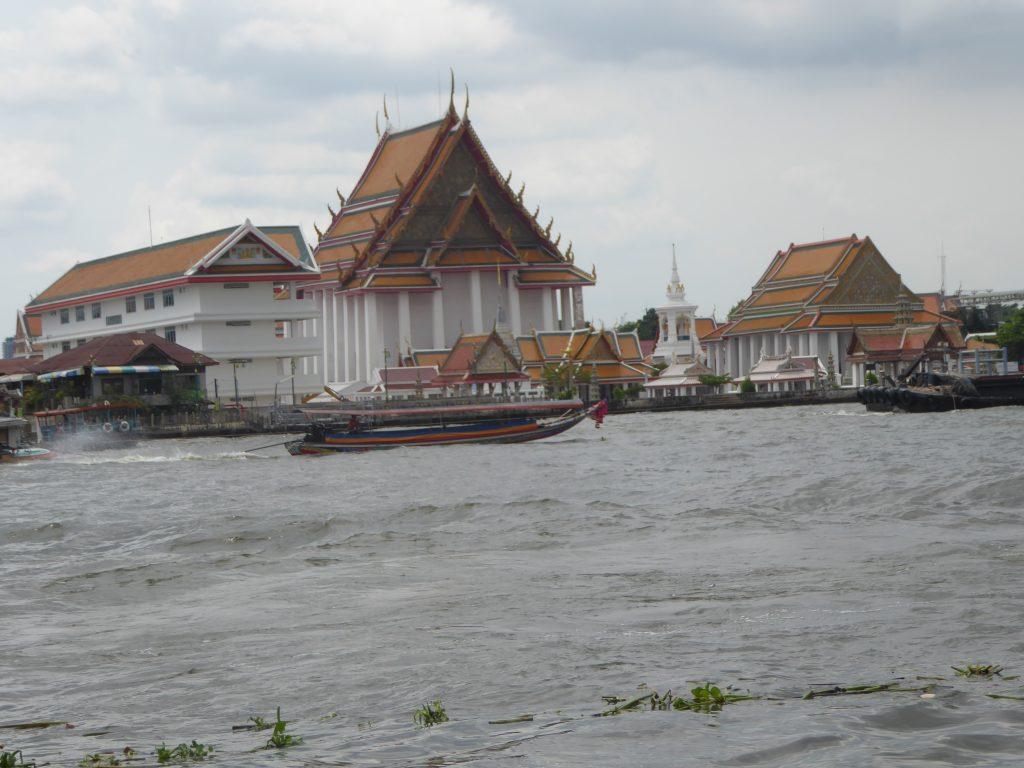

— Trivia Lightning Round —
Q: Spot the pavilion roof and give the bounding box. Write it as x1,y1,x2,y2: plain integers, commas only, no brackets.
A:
31,332,218,373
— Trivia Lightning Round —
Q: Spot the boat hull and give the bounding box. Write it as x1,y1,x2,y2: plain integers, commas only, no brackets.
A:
287,410,591,455
857,385,1022,413
0,447,54,462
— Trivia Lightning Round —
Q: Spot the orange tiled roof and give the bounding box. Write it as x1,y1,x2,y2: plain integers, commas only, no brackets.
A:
350,119,450,203
365,273,436,289
516,336,543,363
727,314,799,334
786,314,816,330
411,350,449,367
437,249,518,266
616,334,642,360
694,317,718,339
767,236,861,281
517,268,594,286
538,332,573,358
29,225,310,307
24,314,41,337
749,283,820,307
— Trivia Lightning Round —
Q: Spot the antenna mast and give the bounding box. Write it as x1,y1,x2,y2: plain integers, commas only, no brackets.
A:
940,243,947,297
148,205,154,247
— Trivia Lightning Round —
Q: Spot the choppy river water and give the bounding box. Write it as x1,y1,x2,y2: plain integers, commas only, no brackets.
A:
3,405,1024,767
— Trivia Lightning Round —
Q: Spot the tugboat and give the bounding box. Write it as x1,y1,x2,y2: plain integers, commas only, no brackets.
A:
287,398,600,455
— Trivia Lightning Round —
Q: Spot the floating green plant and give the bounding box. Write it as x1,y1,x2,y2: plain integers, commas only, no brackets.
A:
802,681,932,699
155,740,213,763
953,664,1004,678
0,750,31,768
248,715,271,732
262,708,302,749
78,754,120,767
596,684,756,716
413,700,449,727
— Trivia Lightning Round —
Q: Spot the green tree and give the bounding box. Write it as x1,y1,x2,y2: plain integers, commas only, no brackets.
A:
739,377,755,394
616,307,659,340
995,306,1024,360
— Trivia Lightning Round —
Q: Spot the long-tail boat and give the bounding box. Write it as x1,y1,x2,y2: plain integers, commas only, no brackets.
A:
287,400,597,455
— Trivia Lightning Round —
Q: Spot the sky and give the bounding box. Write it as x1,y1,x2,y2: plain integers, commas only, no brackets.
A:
3,0,1024,335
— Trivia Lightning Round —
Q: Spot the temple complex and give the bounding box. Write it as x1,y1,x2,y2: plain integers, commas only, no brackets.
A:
304,95,595,387
701,235,962,386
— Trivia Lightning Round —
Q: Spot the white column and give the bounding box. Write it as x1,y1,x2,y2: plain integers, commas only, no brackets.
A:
666,311,677,344
364,292,379,382
508,279,522,336
353,294,363,383
398,291,411,360
340,294,350,381
571,286,585,329
320,290,331,385
432,288,445,348
331,292,340,383
469,270,483,333
738,337,749,376
728,339,739,378
830,331,841,383
559,288,572,331
550,289,560,331
541,287,554,331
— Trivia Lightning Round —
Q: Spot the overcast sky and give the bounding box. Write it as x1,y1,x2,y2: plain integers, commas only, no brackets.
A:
3,0,1023,335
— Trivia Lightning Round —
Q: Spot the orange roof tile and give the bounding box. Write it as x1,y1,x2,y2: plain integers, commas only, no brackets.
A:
516,336,543,363
412,350,449,367
437,248,518,266
813,311,896,328
786,314,816,330
727,314,799,334
749,284,819,307
365,274,436,289
616,334,642,360
769,237,859,280
517,268,594,285
30,225,310,306
694,317,718,339
350,119,449,202
324,207,383,240
538,332,573,358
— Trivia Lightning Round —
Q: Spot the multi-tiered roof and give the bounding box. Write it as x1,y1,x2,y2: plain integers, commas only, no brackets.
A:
312,102,595,293
703,235,959,343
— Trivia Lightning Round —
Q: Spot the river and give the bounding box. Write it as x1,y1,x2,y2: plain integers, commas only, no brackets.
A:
2,405,1023,766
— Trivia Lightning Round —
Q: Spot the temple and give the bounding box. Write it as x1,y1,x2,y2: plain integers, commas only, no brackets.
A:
701,235,963,386
652,247,701,364
303,95,596,387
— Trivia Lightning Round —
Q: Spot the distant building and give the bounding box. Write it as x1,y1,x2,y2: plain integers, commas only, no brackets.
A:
1,337,13,360
651,249,719,365
24,221,322,404
702,235,962,386
29,331,217,405
846,324,965,381
303,102,595,387
11,310,42,360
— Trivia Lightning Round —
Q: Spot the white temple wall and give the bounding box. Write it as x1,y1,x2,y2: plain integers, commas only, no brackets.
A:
409,292,434,350
518,290,544,333
376,293,400,366
479,274,501,328
441,273,471,344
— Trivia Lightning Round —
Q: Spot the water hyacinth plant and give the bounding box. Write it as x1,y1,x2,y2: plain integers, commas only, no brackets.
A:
262,708,303,749
0,751,29,768
413,700,449,727
154,740,213,763
953,664,1005,678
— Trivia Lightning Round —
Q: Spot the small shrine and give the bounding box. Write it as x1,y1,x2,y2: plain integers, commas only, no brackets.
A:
653,246,701,365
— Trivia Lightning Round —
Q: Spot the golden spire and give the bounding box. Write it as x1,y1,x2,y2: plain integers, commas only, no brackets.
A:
336,188,345,206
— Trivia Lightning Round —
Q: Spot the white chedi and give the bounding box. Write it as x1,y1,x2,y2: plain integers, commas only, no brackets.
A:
653,246,701,364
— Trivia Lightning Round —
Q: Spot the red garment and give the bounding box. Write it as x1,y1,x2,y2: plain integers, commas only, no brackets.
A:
591,399,609,426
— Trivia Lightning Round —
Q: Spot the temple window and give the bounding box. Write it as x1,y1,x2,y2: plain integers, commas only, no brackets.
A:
126,295,136,313
143,293,155,310
91,303,102,319
75,305,85,322
60,308,69,324
162,289,174,307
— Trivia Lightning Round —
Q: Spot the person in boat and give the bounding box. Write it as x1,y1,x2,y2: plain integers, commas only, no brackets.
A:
346,414,361,433
591,399,609,428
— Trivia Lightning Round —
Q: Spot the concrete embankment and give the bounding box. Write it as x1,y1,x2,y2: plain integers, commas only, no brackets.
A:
610,389,858,415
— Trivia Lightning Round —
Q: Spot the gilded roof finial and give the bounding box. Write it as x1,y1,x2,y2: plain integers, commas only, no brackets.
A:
369,211,381,229
517,182,525,203
553,233,561,248
532,205,539,220
375,111,380,139
394,172,404,189
566,241,574,262
336,188,345,206
544,217,553,238
504,170,512,186
314,222,323,240
383,93,390,123
463,83,470,121
327,203,336,219
591,264,597,280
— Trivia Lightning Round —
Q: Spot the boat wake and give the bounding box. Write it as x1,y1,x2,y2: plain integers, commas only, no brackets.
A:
55,450,272,465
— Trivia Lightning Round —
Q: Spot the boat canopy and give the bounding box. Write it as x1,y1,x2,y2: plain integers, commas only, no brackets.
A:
0,373,35,383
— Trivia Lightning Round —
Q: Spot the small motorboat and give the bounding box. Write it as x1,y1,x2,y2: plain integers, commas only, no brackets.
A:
287,402,598,455
0,445,54,462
